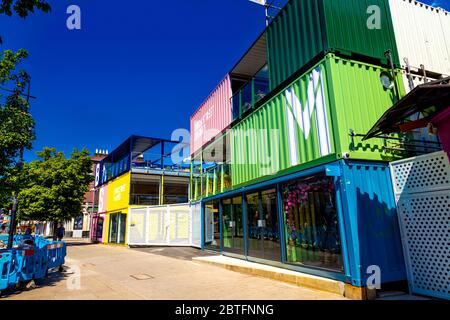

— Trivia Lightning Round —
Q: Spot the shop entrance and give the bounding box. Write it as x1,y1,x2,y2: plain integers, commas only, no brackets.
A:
222,196,244,255
109,212,127,244
246,189,281,262
204,201,220,251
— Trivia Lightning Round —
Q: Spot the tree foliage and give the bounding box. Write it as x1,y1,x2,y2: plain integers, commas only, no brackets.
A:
18,147,94,222
0,49,35,207
0,0,50,18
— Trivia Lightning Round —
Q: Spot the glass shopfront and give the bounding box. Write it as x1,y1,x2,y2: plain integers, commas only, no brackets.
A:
222,196,244,255
109,212,127,244
202,170,344,274
246,189,281,262
204,200,220,251
282,174,343,272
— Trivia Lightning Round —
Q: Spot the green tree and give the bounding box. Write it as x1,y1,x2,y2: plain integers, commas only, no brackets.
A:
0,0,50,18
18,147,94,235
0,49,35,207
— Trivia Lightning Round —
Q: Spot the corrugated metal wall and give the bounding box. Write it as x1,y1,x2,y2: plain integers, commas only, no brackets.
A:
231,54,404,187
267,0,324,89
231,62,334,186
267,0,399,89
326,56,405,161
339,161,406,286
389,0,450,76
322,0,399,66
439,9,450,64
190,75,232,155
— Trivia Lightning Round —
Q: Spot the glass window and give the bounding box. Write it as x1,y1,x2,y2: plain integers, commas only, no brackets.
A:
130,178,159,205
222,163,232,191
246,189,281,262
282,174,343,272
109,214,118,243
163,176,189,204
222,196,244,255
118,214,127,244
204,201,220,251
253,78,269,103
232,93,241,120
241,82,253,114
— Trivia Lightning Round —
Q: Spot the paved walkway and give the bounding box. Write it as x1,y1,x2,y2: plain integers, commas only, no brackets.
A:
2,243,347,300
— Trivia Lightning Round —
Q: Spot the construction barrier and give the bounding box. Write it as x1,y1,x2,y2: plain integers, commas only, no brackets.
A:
0,235,66,295
46,242,66,270
0,250,14,291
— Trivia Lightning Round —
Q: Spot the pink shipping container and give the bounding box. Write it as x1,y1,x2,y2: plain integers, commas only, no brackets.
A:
190,75,232,155
432,106,450,157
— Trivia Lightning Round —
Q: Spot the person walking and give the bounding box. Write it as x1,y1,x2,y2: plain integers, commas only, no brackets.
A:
25,225,32,235
56,223,65,241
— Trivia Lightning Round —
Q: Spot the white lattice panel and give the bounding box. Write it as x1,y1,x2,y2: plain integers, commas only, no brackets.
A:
169,206,191,245
190,202,202,248
129,209,147,244
147,207,168,244
391,151,450,195
397,191,450,300
128,204,200,247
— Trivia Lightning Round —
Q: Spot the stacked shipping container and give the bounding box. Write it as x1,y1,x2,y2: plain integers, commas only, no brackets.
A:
190,75,232,156
232,55,404,186
267,0,400,88
189,0,449,296
389,0,450,77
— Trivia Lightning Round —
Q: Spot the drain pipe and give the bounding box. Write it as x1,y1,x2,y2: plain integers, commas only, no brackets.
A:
404,58,415,91
420,64,428,83
385,50,400,100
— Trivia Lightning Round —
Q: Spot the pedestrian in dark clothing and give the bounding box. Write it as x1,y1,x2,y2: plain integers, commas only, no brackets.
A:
25,226,32,235
56,224,65,241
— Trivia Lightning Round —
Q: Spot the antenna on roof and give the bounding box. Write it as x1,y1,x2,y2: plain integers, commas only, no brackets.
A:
249,0,282,27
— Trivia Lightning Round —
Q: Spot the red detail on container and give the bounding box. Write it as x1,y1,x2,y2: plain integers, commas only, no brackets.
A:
22,249,34,257
190,75,232,155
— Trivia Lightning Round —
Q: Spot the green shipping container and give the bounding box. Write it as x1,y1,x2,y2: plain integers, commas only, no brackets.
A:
268,0,400,89
231,54,405,187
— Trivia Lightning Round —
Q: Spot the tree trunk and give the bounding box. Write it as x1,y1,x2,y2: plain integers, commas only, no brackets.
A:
52,221,58,241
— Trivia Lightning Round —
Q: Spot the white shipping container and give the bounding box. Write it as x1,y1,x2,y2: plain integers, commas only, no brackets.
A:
389,0,450,76
438,8,450,64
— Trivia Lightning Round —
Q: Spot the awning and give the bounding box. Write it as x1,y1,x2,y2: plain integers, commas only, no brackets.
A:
363,77,450,140
230,32,267,78
102,135,180,163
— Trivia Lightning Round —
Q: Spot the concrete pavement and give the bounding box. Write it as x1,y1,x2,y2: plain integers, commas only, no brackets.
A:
2,243,347,300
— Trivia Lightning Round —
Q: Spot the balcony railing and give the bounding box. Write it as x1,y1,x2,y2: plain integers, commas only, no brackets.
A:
130,194,159,206
231,66,269,121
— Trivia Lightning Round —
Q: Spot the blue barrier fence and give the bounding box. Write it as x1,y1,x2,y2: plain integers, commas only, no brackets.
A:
0,235,66,294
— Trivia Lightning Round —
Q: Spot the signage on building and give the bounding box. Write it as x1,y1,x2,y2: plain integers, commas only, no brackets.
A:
94,163,101,187
98,184,108,214
106,172,130,212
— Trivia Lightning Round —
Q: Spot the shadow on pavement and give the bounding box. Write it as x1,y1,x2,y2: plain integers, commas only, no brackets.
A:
0,268,68,298
131,246,218,261
65,242,96,247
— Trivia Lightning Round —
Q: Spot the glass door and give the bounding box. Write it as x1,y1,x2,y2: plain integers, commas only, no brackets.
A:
109,213,126,244
222,196,244,255
96,217,104,240
204,200,220,251
109,213,118,243
118,214,127,244
246,189,281,262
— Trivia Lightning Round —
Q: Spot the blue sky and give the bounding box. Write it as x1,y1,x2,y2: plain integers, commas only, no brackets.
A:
0,0,448,161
